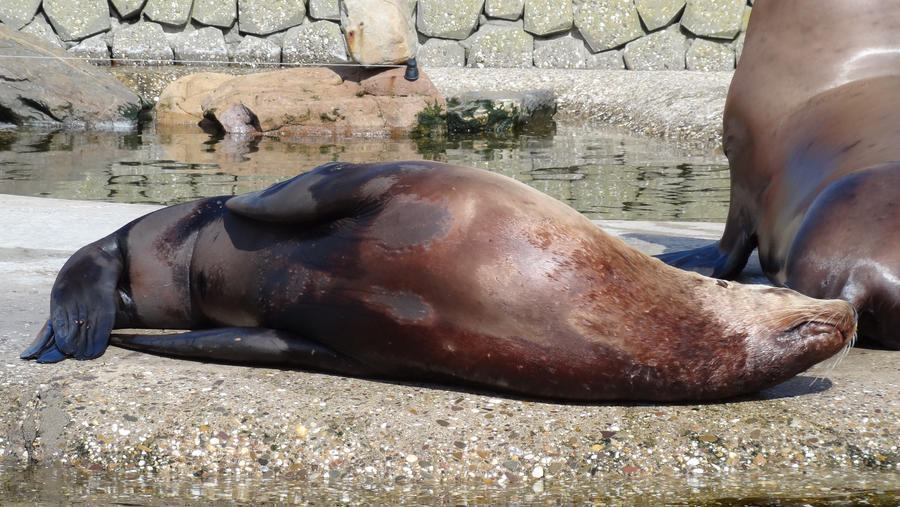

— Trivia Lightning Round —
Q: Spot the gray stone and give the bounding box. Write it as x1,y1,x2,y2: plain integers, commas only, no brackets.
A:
67,32,110,63
417,0,483,40
585,48,624,69
0,26,142,128
44,0,111,42
264,30,286,47
485,0,524,21
144,0,192,27
111,21,174,65
218,103,262,134
417,38,465,67
464,21,533,68
574,0,643,52
232,35,281,66
109,0,145,18
680,0,743,39
172,27,229,65
634,0,685,31
342,0,416,64
446,90,555,134
309,0,340,20
161,22,195,47
21,13,66,49
282,20,349,64
193,0,238,28
223,24,244,44
524,0,572,36
533,32,589,69
623,25,686,70
238,0,306,36
0,0,41,30
686,38,734,71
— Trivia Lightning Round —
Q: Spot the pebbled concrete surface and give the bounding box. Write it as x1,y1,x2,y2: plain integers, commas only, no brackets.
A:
0,193,896,503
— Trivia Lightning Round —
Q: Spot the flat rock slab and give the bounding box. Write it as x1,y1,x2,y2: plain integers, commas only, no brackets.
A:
0,26,142,128
427,68,733,145
156,66,445,137
0,193,896,502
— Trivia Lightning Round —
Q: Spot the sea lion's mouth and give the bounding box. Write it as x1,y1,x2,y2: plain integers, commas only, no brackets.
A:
789,313,857,346
801,321,847,342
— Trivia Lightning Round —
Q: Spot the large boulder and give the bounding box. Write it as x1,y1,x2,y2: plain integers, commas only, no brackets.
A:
0,26,143,128
341,0,417,65
156,67,445,137
155,72,235,128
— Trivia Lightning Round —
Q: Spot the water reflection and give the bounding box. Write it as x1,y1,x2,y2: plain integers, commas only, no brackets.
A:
0,124,729,221
2,463,896,505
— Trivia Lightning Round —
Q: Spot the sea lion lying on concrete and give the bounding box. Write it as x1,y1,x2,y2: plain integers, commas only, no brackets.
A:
658,0,900,349
22,161,856,401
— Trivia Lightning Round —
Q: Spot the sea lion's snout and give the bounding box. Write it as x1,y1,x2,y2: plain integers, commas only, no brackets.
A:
771,298,858,365
793,303,857,344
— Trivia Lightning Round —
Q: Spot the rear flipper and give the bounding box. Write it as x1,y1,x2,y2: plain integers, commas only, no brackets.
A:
21,237,123,363
656,242,747,279
110,327,374,376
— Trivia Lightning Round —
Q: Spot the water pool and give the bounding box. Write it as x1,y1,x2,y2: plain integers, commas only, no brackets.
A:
0,123,729,222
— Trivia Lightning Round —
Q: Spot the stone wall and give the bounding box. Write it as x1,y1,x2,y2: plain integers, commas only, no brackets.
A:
0,0,752,71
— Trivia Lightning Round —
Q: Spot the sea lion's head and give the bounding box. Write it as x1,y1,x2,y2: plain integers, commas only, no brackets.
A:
686,276,857,400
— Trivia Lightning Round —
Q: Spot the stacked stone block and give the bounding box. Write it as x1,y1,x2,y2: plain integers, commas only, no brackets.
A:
0,0,753,70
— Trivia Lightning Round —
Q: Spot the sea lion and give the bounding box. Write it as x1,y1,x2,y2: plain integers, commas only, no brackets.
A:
658,0,900,349
22,161,856,401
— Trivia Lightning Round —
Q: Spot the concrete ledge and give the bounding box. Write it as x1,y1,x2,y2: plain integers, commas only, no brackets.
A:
1,194,896,502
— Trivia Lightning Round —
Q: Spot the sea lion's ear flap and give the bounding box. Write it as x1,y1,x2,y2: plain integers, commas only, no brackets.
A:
21,238,122,362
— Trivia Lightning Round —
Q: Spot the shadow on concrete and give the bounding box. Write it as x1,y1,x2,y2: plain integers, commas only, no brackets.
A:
626,233,717,254
624,232,768,284
752,375,835,400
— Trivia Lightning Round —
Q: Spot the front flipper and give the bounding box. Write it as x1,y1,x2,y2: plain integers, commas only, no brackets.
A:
656,243,737,278
22,237,123,362
110,327,373,376
21,321,67,363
